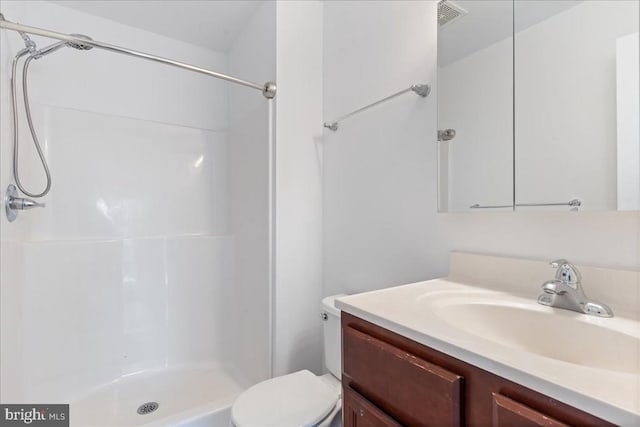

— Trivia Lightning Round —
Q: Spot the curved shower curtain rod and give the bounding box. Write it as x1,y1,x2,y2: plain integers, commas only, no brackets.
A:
0,13,277,99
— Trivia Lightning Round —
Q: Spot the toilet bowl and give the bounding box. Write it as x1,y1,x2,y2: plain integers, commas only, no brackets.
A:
231,294,346,427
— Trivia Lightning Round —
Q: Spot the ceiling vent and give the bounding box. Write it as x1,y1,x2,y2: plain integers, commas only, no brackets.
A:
438,0,468,27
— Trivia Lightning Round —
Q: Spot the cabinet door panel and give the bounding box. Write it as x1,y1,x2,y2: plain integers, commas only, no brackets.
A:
343,326,463,427
492,393,569,427
343,386,402,427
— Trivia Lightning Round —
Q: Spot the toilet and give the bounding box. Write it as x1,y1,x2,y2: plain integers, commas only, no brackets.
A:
231,294,346,427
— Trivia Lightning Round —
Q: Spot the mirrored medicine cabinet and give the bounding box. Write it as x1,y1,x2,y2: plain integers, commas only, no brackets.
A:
437,0,639,212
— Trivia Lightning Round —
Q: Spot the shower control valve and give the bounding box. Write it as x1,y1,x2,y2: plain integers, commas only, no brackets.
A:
4,184,45,222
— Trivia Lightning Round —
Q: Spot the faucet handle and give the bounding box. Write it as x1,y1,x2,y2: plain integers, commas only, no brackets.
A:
550,259,581,286
550,259,568,269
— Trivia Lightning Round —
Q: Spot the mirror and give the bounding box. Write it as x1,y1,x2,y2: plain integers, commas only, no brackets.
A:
515,0,639,211
437,0,514,212
437,0,639,212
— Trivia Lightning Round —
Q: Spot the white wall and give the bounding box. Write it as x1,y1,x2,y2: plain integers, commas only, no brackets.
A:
227,0,276,384
323,1,447,297
323,1,639,302
616,32,640,211
273,0,325,376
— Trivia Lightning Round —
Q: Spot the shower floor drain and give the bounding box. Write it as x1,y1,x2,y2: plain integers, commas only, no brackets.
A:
137,402,159,415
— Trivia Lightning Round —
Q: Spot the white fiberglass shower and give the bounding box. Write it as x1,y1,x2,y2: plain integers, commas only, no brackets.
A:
0,1,276,425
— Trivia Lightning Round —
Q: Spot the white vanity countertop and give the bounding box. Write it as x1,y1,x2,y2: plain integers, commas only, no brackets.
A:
336,277,640,426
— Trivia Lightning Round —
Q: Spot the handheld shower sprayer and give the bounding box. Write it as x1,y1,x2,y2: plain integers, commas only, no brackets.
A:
66,34,94,51
8,29,93,206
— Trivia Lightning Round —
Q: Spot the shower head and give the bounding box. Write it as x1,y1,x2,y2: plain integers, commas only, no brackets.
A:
29,33,94,59
66,34,94,50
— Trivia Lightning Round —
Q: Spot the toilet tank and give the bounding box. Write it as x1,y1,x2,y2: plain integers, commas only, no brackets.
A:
321,294,346,379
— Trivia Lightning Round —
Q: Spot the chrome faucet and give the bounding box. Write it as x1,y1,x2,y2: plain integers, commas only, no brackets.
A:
537,259,613,317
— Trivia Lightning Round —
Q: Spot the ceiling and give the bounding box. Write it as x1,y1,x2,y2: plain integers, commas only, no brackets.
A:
51,0,262,52
439,0,584,66
45,1,583,62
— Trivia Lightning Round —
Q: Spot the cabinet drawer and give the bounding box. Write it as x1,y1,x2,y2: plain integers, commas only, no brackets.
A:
492,393,569,427
344,386,402,427
343,326,464,427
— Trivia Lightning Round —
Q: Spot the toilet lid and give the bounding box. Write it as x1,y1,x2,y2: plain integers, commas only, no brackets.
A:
231,370,339,427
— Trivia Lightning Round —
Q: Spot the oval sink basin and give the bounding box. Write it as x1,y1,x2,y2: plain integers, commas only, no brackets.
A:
431,297,640,374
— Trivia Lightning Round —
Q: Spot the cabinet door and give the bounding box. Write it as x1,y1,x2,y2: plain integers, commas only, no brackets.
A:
492,393,569,427
343,325,463,426
344,386,402,427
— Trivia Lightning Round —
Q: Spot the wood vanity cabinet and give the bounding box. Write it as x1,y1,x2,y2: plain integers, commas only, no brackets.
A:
342,313,616,427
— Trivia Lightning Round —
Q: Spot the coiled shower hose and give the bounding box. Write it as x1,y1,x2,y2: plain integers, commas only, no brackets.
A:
10,47,52,198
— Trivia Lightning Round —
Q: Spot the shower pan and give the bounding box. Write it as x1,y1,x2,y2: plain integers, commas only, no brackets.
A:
0,2,276,426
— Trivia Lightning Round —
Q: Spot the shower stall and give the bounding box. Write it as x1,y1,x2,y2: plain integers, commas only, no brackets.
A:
0,1,276,425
